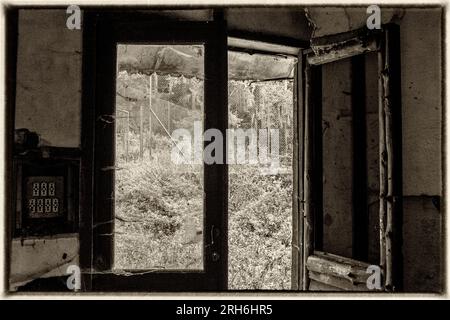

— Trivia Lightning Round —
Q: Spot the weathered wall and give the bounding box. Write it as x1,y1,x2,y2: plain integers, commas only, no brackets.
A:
322,58,353,258
307,7,443,292
10,235,79,290
225,8,311,42
11,9,82,290
15,9,82,147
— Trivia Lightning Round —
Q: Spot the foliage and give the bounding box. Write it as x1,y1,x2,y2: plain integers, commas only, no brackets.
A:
114,71,294,289
115,145,204,270
115,138,292,289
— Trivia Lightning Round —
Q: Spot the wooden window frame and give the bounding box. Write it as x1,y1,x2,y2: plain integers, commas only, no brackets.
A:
81,11,228,292
292,25,403,291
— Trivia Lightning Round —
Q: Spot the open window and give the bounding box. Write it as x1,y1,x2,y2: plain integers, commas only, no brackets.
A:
295,25,403,291
227,47,298,290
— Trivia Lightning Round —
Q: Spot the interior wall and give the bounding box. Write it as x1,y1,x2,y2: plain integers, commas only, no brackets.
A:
307,6,443,292
321,58,353,258
10,9,82,290
225,7,311,42
14,9,82,147
365,52,381,265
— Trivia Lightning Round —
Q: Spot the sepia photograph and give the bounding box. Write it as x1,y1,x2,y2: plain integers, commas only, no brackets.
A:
0,0,446,299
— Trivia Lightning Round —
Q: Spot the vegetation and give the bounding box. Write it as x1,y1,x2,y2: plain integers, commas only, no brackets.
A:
114,70,293,289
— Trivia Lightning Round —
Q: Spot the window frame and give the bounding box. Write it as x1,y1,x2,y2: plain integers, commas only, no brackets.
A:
297,25,403,291
81,11,228,292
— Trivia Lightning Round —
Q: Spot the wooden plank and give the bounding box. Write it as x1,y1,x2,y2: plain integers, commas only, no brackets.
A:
309,279,340,291
291,61,300,290
382,24,403,291
291,52,304,290
298,53,305,289
302,61,314,290
5,7,18,291
378,33,387,287
314,251,371,269
383,30,394,292
227,36,300,56
306,254,371,285
308,31,379,66
310,28,380,47
309,271,369,291
79,11,97,291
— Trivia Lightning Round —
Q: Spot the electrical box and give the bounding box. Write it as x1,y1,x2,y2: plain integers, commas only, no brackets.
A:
13,150,80,237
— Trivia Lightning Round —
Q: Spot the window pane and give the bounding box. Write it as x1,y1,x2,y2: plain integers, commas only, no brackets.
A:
228,50,296,289
114,44,204,270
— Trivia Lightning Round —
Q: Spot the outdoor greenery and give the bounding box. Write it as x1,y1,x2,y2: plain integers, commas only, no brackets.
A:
114,69,293,289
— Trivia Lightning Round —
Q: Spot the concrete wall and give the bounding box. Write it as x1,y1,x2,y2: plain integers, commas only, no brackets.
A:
226,8,311,42
307,7,443,292
15,9,82,147
322,58,353,258
11,9,82,290
10,235,79,290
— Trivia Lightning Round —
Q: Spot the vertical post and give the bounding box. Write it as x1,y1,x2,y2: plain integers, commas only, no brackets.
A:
148,74,153,157
303,61,314,290
378,38,387,286
140,104,144,160
381,25,403,292
292,53,304,291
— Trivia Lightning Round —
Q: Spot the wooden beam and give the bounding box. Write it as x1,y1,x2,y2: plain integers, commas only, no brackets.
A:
291,52,304,290
227,29,310,50
306,252,372,287
381,24,403,292
302,61,314,290
378,33,387,288
309,271,369,291
308,28,380,66
228,36,300,56
309,279,341,291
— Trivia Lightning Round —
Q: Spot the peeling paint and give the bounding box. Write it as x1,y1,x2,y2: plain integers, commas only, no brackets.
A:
10,235,79,291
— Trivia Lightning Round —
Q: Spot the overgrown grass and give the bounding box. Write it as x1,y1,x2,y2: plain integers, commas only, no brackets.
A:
114,135,292,289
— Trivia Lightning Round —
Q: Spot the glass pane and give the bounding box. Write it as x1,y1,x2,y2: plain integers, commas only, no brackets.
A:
228,51,296,289
114,44,204,270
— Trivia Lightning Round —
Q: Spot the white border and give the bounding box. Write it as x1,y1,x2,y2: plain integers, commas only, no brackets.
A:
0,0,447,300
